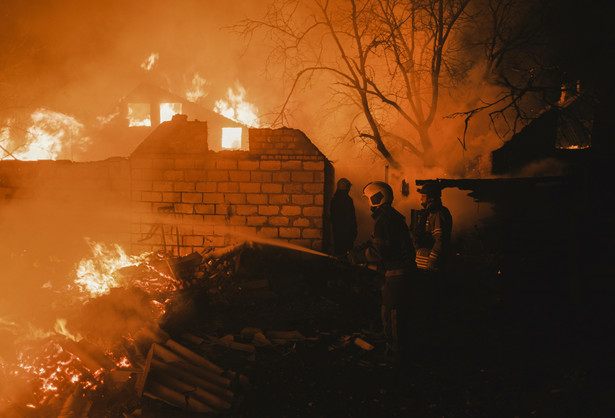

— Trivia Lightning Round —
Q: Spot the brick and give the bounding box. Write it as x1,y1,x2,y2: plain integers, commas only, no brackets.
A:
303,206,322,217
183,235,204,246
281,205,301,216
141,191,162,202
236,205,258,215
150,159,175,169
314,195,324,205
314,172,325,182
279,227,301,238
194,159,217,170
204,215,226,224
202,193,224,204
291,194,314,205
228,216,247,225
216,204,233,216
185,170,208,181
303,183,324,194
283,183,303,194
226,193,247,204
196,182,217,192
194,204,215,214
272,171,291,182
217,182,239,193
303,161,325,170
216,159,238,169
260,160,281,170
258,205,280,216
268,194,290,204
174,203,194,214
256,226,278,237
262,183,283,193
240,182,260,193
182,214,204,224
207,170,229,182
247,194,268,204
268,216,289,226
313,218,323,228
173,182,195,192
246,216,267,226
162,192,181,203
251,171,272,182
302,228,322,239
182,192,203,203
292,217,311,227
238,160,260,170
292,171,314,183
163,170,184,181
229,170,251,182
281,161,302,170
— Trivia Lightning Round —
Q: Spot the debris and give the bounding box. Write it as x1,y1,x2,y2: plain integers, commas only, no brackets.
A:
354,337,375,351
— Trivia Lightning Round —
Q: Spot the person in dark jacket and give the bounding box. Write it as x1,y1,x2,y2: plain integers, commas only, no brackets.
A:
349,181,416,358
329,177,357,256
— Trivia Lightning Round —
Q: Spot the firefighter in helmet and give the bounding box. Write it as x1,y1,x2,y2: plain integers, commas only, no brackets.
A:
409,180,453,341
412,181,452,272
348,181,416,358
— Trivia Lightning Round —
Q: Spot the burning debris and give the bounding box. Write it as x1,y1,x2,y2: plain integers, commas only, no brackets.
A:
1,239,365,417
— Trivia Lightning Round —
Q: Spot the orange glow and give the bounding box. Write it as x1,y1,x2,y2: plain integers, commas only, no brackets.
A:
74,238,151,298
160,103,182,123
214,83,260,127
1,109,89,161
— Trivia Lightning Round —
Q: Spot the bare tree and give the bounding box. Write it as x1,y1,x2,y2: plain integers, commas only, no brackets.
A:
237,0,472,169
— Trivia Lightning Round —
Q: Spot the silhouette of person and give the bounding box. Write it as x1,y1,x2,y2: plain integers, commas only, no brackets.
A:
329,177,357,256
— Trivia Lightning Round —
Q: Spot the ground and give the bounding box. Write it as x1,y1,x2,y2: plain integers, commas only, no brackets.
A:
124,245,615,418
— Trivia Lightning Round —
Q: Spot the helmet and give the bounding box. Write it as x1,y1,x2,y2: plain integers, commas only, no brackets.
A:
417,181,441,198
363,181,393,208
336,177,352,191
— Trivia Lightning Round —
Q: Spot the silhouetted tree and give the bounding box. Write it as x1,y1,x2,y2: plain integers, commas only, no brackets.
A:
238,0,473,168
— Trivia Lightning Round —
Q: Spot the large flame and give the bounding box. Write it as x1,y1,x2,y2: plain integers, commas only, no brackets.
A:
1,109,89,161
74,238,150,298
214,83,260,127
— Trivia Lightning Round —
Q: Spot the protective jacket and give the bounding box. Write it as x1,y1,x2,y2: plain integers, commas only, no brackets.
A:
412,199,452,271
353,203,416,273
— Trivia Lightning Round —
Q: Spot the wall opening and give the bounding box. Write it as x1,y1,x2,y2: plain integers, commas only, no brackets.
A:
127,103,151,127
160,103,182,123
221,127,242,150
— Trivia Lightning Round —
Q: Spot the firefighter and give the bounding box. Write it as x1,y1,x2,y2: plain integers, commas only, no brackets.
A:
329,177,358,256
412,181,452,272
410,181,453,341
348,181,416,359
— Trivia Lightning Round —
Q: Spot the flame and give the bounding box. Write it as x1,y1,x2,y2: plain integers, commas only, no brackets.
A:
186,73,209,103
1,109,89,161
140,52,159,71
74,238,150,298
160,103,182,123
127,103,151,127
214,83,260,127
54,319,82,341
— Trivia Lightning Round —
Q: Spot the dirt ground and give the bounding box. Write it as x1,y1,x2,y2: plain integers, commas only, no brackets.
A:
128,245,615,418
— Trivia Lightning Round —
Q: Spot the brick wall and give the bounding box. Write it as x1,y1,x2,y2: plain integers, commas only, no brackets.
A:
0,119,333,258
129,120,333,256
